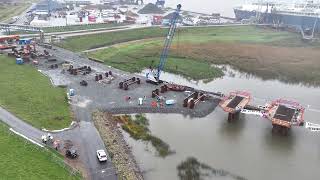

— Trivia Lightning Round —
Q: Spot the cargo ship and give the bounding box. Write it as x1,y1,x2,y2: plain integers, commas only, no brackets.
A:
234,0,320,32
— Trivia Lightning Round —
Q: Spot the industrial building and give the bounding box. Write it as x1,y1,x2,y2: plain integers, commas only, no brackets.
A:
35,0,64,15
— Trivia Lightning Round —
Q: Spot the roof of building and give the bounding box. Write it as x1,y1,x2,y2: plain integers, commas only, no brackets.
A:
36,0,64,12
138,3,164,14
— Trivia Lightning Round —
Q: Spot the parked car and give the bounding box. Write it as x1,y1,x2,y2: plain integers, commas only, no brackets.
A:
80,80,88,86
66,149,78,159
96,150,107,162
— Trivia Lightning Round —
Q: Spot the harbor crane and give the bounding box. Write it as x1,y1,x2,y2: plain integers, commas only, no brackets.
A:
146,4,182,84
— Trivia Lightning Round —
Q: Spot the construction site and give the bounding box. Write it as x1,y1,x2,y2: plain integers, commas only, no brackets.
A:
2,1,320,180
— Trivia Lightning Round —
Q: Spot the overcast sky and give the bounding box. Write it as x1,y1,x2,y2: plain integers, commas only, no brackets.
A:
75,0,311,17
143,0,244,17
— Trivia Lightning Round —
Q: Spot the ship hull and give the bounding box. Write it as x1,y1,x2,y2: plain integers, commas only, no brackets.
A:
234,9,320,31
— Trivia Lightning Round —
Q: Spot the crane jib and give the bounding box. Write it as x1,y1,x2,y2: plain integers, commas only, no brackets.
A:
155,5,181,81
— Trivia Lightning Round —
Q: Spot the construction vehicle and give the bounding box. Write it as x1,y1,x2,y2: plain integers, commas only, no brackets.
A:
0,35,19,50
66,148,78,159
80,80,88,86
146,4,181,84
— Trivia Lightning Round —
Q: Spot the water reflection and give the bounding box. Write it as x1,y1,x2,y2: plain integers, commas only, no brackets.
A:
132,67,320,180
141,64,320,89
177,157,247,180
263,130,296,155
218,114,246,140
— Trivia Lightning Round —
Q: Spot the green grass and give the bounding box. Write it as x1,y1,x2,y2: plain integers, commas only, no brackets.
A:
0,55,72,130
62,25,320,84
0,1,37,22
57,27,166,52
88,39,223,80
58,26,306,52
0,122,81,180
116,114,173,157
84,26,306,81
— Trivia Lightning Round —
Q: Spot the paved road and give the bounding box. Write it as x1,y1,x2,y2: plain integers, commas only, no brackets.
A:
58,106,117,180
71,106,118,180
0,23,227,179
0,106,43,143
0,102,117,180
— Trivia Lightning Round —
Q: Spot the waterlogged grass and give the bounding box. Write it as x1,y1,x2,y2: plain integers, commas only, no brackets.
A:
177,157,247,180
0,55,71,130
87,26,320,85
0,122,81,180
115,114,173,157
63,25,320,85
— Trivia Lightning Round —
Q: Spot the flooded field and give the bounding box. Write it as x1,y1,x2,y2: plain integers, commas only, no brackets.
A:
130,67,320,180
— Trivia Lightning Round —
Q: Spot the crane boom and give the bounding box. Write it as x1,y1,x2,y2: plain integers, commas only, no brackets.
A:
156,4,181,81
152,4,181,82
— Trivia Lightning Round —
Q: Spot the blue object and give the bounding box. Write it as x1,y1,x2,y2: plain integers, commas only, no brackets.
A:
69,89,75,96
166,99,176,105
16,58,24,65
19,39,32,45
155,4,181,81
161,19,170,26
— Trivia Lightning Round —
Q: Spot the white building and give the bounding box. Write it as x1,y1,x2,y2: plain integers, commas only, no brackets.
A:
100,0,119,4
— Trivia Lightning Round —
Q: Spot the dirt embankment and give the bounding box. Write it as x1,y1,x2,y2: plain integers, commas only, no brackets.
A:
170,42,320,85
93,111,143,180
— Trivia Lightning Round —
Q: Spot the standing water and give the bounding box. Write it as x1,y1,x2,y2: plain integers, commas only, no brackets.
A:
130,67,320,180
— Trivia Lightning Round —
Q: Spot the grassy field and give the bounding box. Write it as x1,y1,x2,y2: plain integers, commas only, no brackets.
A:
58,26,305,52
84,26,320,84
88,39,224,80
0,122,81,180
60,25,320,84
58,27,166,52
0,55,72,130
82,26,298,80
9,23,129,35
0,1,36,22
